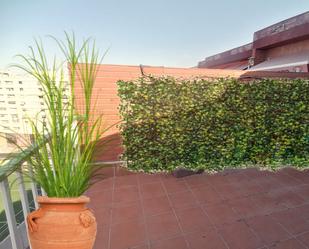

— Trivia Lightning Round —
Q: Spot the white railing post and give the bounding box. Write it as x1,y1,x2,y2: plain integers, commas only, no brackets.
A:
28,164,39,209
41,187,47,196
0,178,23,249
15,171,30,220
16,170,31,249
16,171,30,221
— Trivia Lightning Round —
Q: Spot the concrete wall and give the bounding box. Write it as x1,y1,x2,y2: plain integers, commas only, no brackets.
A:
266,39,309,59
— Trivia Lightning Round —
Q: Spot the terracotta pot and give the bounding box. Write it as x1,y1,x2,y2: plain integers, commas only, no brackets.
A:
27,196,97,249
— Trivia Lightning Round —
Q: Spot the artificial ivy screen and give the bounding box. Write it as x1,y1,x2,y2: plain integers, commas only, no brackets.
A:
118,76,309,172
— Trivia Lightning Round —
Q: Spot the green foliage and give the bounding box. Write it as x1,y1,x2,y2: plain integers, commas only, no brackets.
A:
12,33,104,197
118,76,309,172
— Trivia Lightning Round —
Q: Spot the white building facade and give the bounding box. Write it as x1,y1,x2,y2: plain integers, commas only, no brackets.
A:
0,71,69,152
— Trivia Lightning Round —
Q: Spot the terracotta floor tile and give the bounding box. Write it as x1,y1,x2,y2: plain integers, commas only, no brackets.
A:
250,193,286,214
110,219,147,249
293,204,309,220
141,182,166,200
162,178,189,194
229,197,263,218
252,176,283,192
292,184,309,201
87,189,113,208
169,190,199,210
242,168,261,178
132,244,150,249
267,188,306,208
246,215,291,245
191,185,223,206
89,169,309,249
213,183,244,200
143,195,172,217
176,206,213,233
150,236,189,249
205,174,229,186
268,238,306,249
112,201,143,224
185,229,228,249
93,206,111,226
279,167,304,177
219,221,263,249
114,174,138,188
185,174,210,188
138,173,163,185
297,231,309,247
114,166,135,177
271,209,309,235
89,177,114,192
225,172,249,184
236,181,265,197
250,169,276,178
146,212,182,242
273,173,303,187
203,202,241,226
94,166,115,177
93,225,109,249
284,168,309,183
281,218,309,236
113,185,140,204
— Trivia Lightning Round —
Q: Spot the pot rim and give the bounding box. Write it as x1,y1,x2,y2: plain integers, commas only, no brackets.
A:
37,195,90,204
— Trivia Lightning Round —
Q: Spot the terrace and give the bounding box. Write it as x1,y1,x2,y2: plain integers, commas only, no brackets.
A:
1,147,309,249
1,65,309,249
87,166,309,249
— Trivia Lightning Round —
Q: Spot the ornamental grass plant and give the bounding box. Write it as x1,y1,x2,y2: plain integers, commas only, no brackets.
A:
13,33,104,197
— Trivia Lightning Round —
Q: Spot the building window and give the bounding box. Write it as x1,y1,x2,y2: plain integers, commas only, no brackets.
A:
20,88,24,91
19,81,23,84
8,101,16,104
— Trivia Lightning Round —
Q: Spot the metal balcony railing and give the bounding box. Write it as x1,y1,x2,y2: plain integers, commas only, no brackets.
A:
0,141,48,249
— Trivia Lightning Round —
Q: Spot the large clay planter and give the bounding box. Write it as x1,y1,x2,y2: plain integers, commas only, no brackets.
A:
27,196,97,249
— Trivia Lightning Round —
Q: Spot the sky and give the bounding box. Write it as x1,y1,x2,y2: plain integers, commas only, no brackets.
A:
0,0,308,69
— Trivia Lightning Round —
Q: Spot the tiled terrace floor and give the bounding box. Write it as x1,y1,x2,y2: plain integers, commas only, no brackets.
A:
87,167,309,249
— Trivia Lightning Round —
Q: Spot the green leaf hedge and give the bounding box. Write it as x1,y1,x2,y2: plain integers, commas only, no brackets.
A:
118,76,309,172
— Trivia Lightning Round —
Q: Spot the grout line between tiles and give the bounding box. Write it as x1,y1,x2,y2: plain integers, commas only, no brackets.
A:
137,175,151,249
107,170,115,249
184,176,230,249
160,177,192,249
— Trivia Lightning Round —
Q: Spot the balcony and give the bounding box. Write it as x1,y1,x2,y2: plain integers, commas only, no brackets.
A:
1,143,309,249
